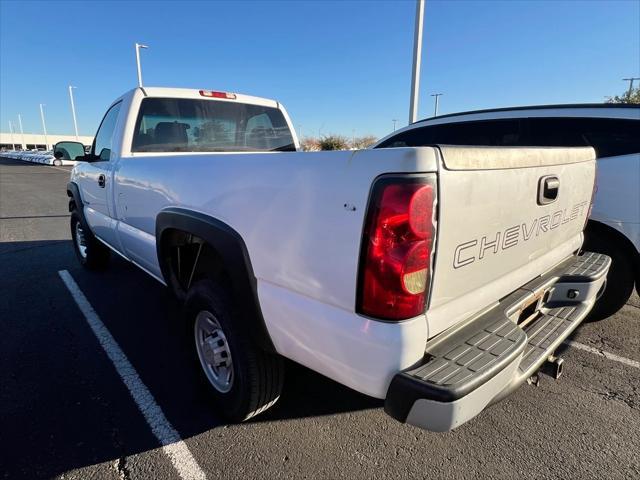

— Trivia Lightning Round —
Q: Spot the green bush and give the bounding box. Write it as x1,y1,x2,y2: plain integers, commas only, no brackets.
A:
318,135,350,151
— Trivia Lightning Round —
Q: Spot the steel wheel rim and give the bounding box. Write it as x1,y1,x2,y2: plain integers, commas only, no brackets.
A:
75,221,87,259
194,311,234,393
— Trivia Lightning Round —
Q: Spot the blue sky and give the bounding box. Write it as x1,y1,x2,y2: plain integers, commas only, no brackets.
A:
1,0,638,139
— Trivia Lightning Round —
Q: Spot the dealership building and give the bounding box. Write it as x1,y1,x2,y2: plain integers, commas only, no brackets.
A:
0,132,94,151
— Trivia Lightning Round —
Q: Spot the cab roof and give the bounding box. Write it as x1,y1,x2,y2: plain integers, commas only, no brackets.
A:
137,87,280,109
415,103,639,125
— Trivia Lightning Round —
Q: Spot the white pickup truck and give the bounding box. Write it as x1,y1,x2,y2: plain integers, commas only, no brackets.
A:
59,87,610,431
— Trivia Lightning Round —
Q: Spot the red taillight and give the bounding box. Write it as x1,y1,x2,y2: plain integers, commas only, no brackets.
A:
199,90,237,99
357,176,437,320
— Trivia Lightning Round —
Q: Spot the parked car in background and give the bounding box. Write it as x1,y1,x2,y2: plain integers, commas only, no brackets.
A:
2,149,75,166
374,104,640,320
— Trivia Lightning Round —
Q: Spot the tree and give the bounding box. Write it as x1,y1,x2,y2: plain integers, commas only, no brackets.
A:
318,135,350,151
300,137,320,151
606,86,640,104
301,134,379,151
351,135,378,149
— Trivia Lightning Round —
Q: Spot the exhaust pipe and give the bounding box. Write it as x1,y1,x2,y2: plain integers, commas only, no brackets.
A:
542,355,564,379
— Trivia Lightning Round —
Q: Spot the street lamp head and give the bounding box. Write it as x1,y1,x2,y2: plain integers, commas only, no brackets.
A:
137,43,149,49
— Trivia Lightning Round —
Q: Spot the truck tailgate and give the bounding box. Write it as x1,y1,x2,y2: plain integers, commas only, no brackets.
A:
427,146,596,337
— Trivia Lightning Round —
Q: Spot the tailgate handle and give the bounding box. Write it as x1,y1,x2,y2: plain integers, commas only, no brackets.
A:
538,176,559,205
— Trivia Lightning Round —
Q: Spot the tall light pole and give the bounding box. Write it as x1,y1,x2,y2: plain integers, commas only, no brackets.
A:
135,43,149,88
40,104,49,150
431,93,443,117
17,114,26,150
68,85,79,140
8,121,15,150
622,77,640,96
409,0,425,124
392,119,398,131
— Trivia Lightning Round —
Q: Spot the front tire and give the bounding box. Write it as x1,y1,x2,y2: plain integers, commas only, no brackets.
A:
53,159,62,166
185,279,283,422
583,228,636,321
70,210,110,270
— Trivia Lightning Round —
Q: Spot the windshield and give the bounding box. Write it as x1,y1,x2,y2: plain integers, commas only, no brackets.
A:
132,97,296,153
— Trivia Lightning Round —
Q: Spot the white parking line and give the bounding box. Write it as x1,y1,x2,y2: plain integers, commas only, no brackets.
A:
58,270,207,480
564,340,640,369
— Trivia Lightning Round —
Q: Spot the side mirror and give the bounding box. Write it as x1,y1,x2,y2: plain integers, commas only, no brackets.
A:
54,141,86,161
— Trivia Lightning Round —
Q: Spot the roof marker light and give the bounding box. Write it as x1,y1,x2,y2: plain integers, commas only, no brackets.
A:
199,90,237,99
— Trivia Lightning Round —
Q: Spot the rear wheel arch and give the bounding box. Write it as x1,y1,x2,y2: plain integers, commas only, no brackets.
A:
585,219,640,280
584,219,639,319
156,208,275,352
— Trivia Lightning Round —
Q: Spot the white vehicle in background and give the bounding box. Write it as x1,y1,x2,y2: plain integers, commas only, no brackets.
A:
60,87,609,432
2,149,66,166
375,104,640,320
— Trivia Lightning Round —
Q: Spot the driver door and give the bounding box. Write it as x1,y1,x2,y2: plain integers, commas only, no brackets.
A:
79,101,122,248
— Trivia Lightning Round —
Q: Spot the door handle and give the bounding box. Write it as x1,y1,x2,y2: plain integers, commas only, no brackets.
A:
538,175,559,205
98,174,106,188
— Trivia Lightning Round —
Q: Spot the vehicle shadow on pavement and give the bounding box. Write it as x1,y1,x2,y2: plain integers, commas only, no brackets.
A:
1,239,381,479
254,361,383,423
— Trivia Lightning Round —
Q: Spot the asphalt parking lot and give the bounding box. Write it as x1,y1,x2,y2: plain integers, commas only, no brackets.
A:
1,156,639,480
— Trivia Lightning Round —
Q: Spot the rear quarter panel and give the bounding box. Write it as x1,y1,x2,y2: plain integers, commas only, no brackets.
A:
114,147,439,312
591,152,640,252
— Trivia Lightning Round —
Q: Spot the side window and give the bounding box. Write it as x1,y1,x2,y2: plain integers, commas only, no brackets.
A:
246,112,273,131
93,102,122,161
376,126,435,148
580,118,640,158
527,117,640,158
376,119,525,148
527,118,588,148
245,113,275,150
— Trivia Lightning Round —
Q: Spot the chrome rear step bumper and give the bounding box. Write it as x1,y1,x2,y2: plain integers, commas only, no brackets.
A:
384,251,611,432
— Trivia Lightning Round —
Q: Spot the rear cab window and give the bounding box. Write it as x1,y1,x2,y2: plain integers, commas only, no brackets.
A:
131,97,295,153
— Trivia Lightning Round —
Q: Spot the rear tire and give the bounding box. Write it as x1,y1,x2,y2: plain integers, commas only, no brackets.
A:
70,210,110,270
583,228,635,321
185,278,283,421
53,159,62,166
